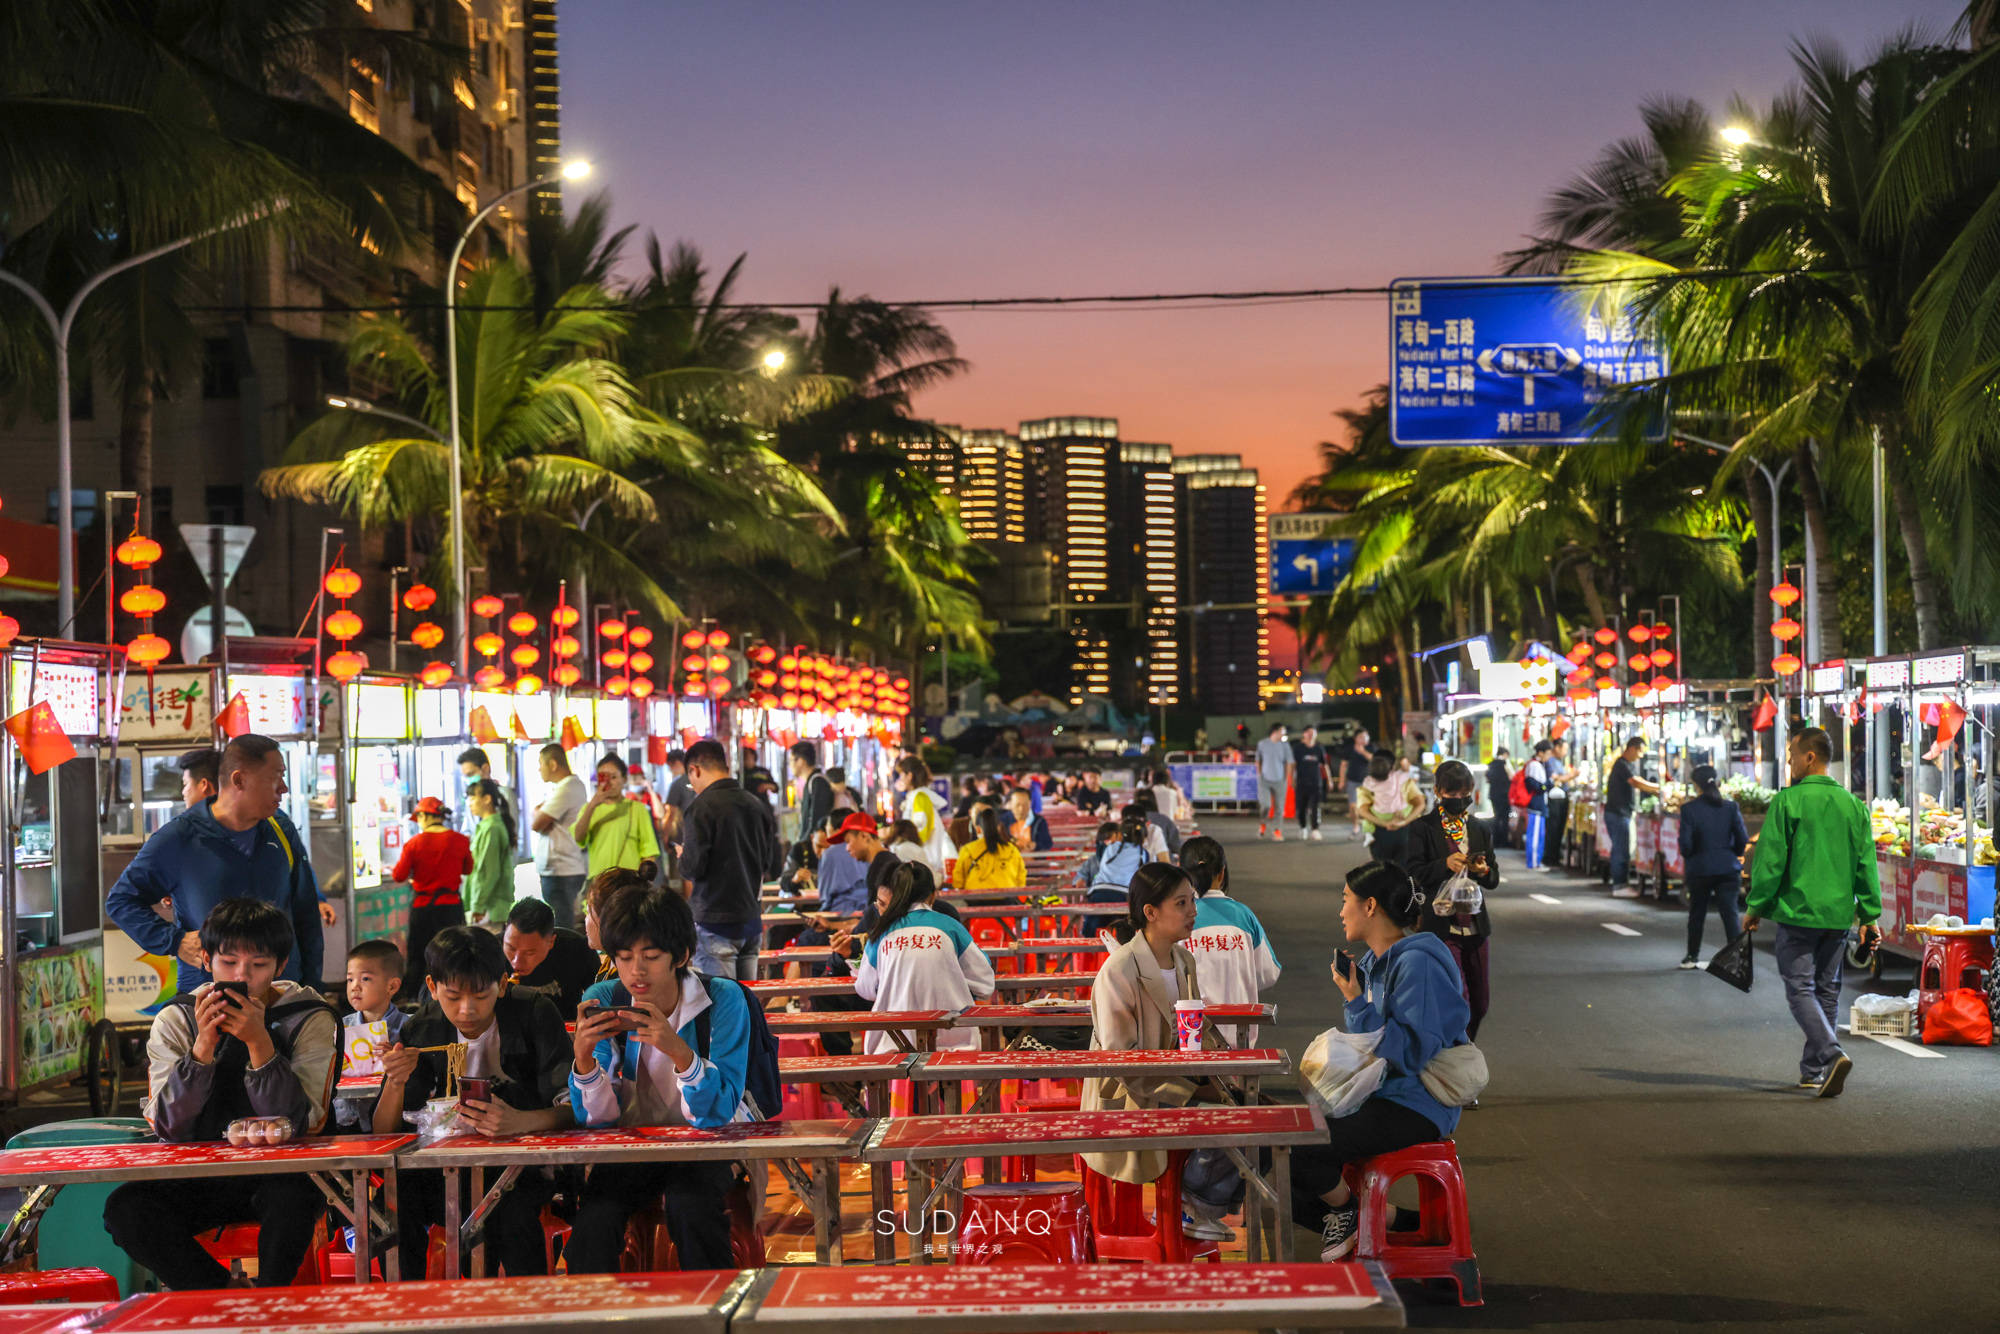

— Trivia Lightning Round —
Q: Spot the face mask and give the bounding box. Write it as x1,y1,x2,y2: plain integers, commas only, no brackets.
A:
1438,795,1473,815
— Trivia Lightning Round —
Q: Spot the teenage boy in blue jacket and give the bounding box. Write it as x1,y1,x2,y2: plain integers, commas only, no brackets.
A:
565,883,752,1272
107,734,324,991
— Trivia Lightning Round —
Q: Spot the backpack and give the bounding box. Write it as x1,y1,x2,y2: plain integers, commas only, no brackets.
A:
693,973,784,1121
1507,767,1529,809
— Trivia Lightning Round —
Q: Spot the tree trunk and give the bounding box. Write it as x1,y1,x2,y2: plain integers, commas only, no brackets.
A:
1573,563,1609,629
1881,428,1943,650
1390,622,1414,733
1794,444,1843,662
117,351,153,518
1746,469,1773,680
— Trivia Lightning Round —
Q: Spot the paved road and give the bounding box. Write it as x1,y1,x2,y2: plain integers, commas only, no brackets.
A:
1216,817,1992,1332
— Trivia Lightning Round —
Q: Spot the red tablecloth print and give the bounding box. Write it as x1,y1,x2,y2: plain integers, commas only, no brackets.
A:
751,1263,1378,1319
876,1103,1317,1151
0,1134,412,1178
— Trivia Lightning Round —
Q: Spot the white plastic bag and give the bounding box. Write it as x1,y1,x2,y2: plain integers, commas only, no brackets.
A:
1419,1042,1489,1107
1299,1027,1386,1118
1433,871,1483,915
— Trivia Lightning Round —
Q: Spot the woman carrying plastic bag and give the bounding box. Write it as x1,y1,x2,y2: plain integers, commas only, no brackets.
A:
1292,861,1480,1262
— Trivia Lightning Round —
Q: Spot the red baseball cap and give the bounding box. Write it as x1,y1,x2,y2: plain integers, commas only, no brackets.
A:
411,796,449,820
827,811,879,840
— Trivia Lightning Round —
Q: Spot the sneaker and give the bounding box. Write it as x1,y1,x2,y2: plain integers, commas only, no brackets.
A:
1272,830,1284,843
1818,1053,1853,1099
1539,864,1559,873
1678,956,1700,970
1311,828,1324,842
1319,1202,1360,1261
1181,1202,1234,1242
1610,886,1641,899
1258,824,1268,839
1796,1076,1824,1092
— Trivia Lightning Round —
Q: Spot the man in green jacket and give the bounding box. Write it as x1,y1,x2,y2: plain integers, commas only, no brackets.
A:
1745,727,1882,1098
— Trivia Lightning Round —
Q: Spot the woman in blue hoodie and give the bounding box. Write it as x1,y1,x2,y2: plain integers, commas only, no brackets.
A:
1300,860,1472,1262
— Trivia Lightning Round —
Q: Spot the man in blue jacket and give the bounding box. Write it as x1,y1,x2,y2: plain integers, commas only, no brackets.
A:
107,734,324,992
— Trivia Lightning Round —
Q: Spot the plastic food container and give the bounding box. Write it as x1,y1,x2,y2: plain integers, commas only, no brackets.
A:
224,1116,295,1147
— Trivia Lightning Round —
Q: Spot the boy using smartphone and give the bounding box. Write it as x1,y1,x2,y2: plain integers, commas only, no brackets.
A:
565,883,752,1271
374,926,573,1279
103,898,339,1288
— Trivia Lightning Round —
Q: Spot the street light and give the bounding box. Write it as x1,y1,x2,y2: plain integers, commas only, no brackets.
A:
444,159,592,678
1719,124,1755,147
1,206,278,636
760,348,788,372
324,395,441,441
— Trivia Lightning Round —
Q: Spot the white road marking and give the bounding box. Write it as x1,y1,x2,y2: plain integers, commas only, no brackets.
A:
1841,1029,1944,1059
1601,923,1642,936
1529,893,1562,905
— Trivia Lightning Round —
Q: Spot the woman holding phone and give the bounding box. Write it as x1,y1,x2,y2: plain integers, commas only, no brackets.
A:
1405,759,1501,1041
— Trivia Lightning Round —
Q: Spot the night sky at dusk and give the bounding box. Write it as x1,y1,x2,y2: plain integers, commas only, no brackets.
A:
564,1,1966,508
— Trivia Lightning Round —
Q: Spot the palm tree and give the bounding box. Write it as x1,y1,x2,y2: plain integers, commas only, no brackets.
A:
262,261,686,615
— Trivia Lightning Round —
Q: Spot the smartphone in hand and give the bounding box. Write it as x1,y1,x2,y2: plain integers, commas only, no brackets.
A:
213,980,249,1007
457,1075,492,1109
1334,950,1355,982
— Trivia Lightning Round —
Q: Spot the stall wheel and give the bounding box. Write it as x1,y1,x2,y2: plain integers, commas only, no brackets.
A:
84,1019,124,1117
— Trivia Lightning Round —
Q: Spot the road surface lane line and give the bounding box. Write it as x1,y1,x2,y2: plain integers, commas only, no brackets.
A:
1601,923,1641,936
1529,893,1562,905
1842,1030,1944,1059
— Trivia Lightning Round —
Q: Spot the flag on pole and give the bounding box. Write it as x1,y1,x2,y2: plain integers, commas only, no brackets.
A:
469,705,502,744
1750,694,1778,732
218,691,252,739
5,701,76,773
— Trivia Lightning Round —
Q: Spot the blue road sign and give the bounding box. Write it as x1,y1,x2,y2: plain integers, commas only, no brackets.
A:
1388,277,1668,447
1269,513,1356,595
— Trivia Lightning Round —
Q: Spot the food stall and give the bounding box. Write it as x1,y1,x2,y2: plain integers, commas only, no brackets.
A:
343,676,416,958
1849,648,2000,975
2,641,118,1106
411,683,471,826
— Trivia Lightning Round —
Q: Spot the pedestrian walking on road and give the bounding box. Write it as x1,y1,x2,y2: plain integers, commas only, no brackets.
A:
1407,760,1499,1040
1676,765,1747,969
1744,728,1881,1097
1484,748,1512,850
1521,741,1552,871
1291,725,1332,841
1255,723,1294,840
1338,729,1373,842
1542,737,1572,869
1355,752,1423,867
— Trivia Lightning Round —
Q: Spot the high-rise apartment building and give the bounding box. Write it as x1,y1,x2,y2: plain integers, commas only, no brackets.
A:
1110,443,1180,708
1173,455,1268,716
1020,417,1118,704
0,2,560,638
949,429,1027,544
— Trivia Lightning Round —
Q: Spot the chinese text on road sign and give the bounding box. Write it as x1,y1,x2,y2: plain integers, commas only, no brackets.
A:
1388,277,1668,447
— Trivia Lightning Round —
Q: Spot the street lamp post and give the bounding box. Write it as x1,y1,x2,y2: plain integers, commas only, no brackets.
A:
443,161,591,679
2,212,274,636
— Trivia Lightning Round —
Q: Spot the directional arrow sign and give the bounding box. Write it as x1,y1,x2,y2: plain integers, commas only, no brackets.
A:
1269,514,1355,596
1389,277,1668,446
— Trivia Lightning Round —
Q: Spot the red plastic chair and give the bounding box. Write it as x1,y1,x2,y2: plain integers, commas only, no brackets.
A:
1342,1141,1482,1307
1001,1092,1082,1182
0,1268,121,1304
777,1034,827,1120
1079,1152,1220,1263
953,1182,1094,1265
1919,933,1994,1024
197,1220,321,1285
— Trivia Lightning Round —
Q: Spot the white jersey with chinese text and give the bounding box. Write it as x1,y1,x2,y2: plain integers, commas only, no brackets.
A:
1189,890,1282,1045
854,906,995,1054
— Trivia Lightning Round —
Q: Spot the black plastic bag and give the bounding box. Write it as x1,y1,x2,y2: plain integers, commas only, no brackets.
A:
1707,930,1754,993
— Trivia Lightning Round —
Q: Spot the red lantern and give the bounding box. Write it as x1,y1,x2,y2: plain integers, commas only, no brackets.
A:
1592,627,1618,646
115,533,163,569
779,673,798,689
1626,653,1649,672
706,630,731,649
685,675,707,697
752,645,777,665
127,633,172,666
507,612,538,636
755,670,777,688
630,678,656,699
601,621,628,641
1566,642,1592,664
551,605,580,629
553,635,581,658
1594,652,1616,670
778,654,797,671
473,665,507,689
604,648,630,670
1650,647,1675,668
0,613,18,650
474,631,505,658
514,673,543,695
781,691,799,708
682,654,706,674
893,676,910,691
1566,667,1591,685
1771,617,1801,641
553,664,582,687
1769,580,1801,607
119,585,166,616
628,626,654,649
419,661,453,687
605,675,631,697
325,609,363,641
412,622,445,650
1627,624,1651,643
510,644,540,668
402,584,437,612
1652,674,1674,691
1651,624,1672,639
707,653,729,673
326,649,367,681
323,567,362,599
1772,652,1802,675
630,651,654,674
682,629,706,649
472,595,504,619
707,678,731,697
1631,680,1654,697
1595,675,1614,690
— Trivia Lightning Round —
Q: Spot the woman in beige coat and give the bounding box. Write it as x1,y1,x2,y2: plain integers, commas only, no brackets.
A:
1081,862,1208,1184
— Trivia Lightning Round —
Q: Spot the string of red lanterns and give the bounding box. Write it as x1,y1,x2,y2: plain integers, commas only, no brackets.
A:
115,526,168,671
404,583,451,685
323,564,366,681
471,594,506,690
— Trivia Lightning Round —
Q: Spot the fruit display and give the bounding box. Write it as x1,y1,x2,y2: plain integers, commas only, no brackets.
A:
1872,796,1991,863
1720,776,1775,814
1871,800,1911,858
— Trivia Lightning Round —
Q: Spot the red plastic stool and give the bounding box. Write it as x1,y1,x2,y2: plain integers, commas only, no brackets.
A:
197,1221,321,1285
952,1183,1094,1265
541,1205,573,1272
1002,1093,1082,1181
1342,1141,1482,1307
1918,931,1994,1024
778,1034,827,1120
0,1268,121,1303
1079,1153,1219,1263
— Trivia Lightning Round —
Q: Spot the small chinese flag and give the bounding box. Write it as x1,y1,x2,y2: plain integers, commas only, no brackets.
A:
468,705,502,744
680,726,699,749
1550,718,1571,740
1937,700,1968,748
5,701,76,774
1750,694,1778,732
1921,701,1942,728
559,713,586,750
646,735,670,766
511,710,531,742
218,691,252,739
